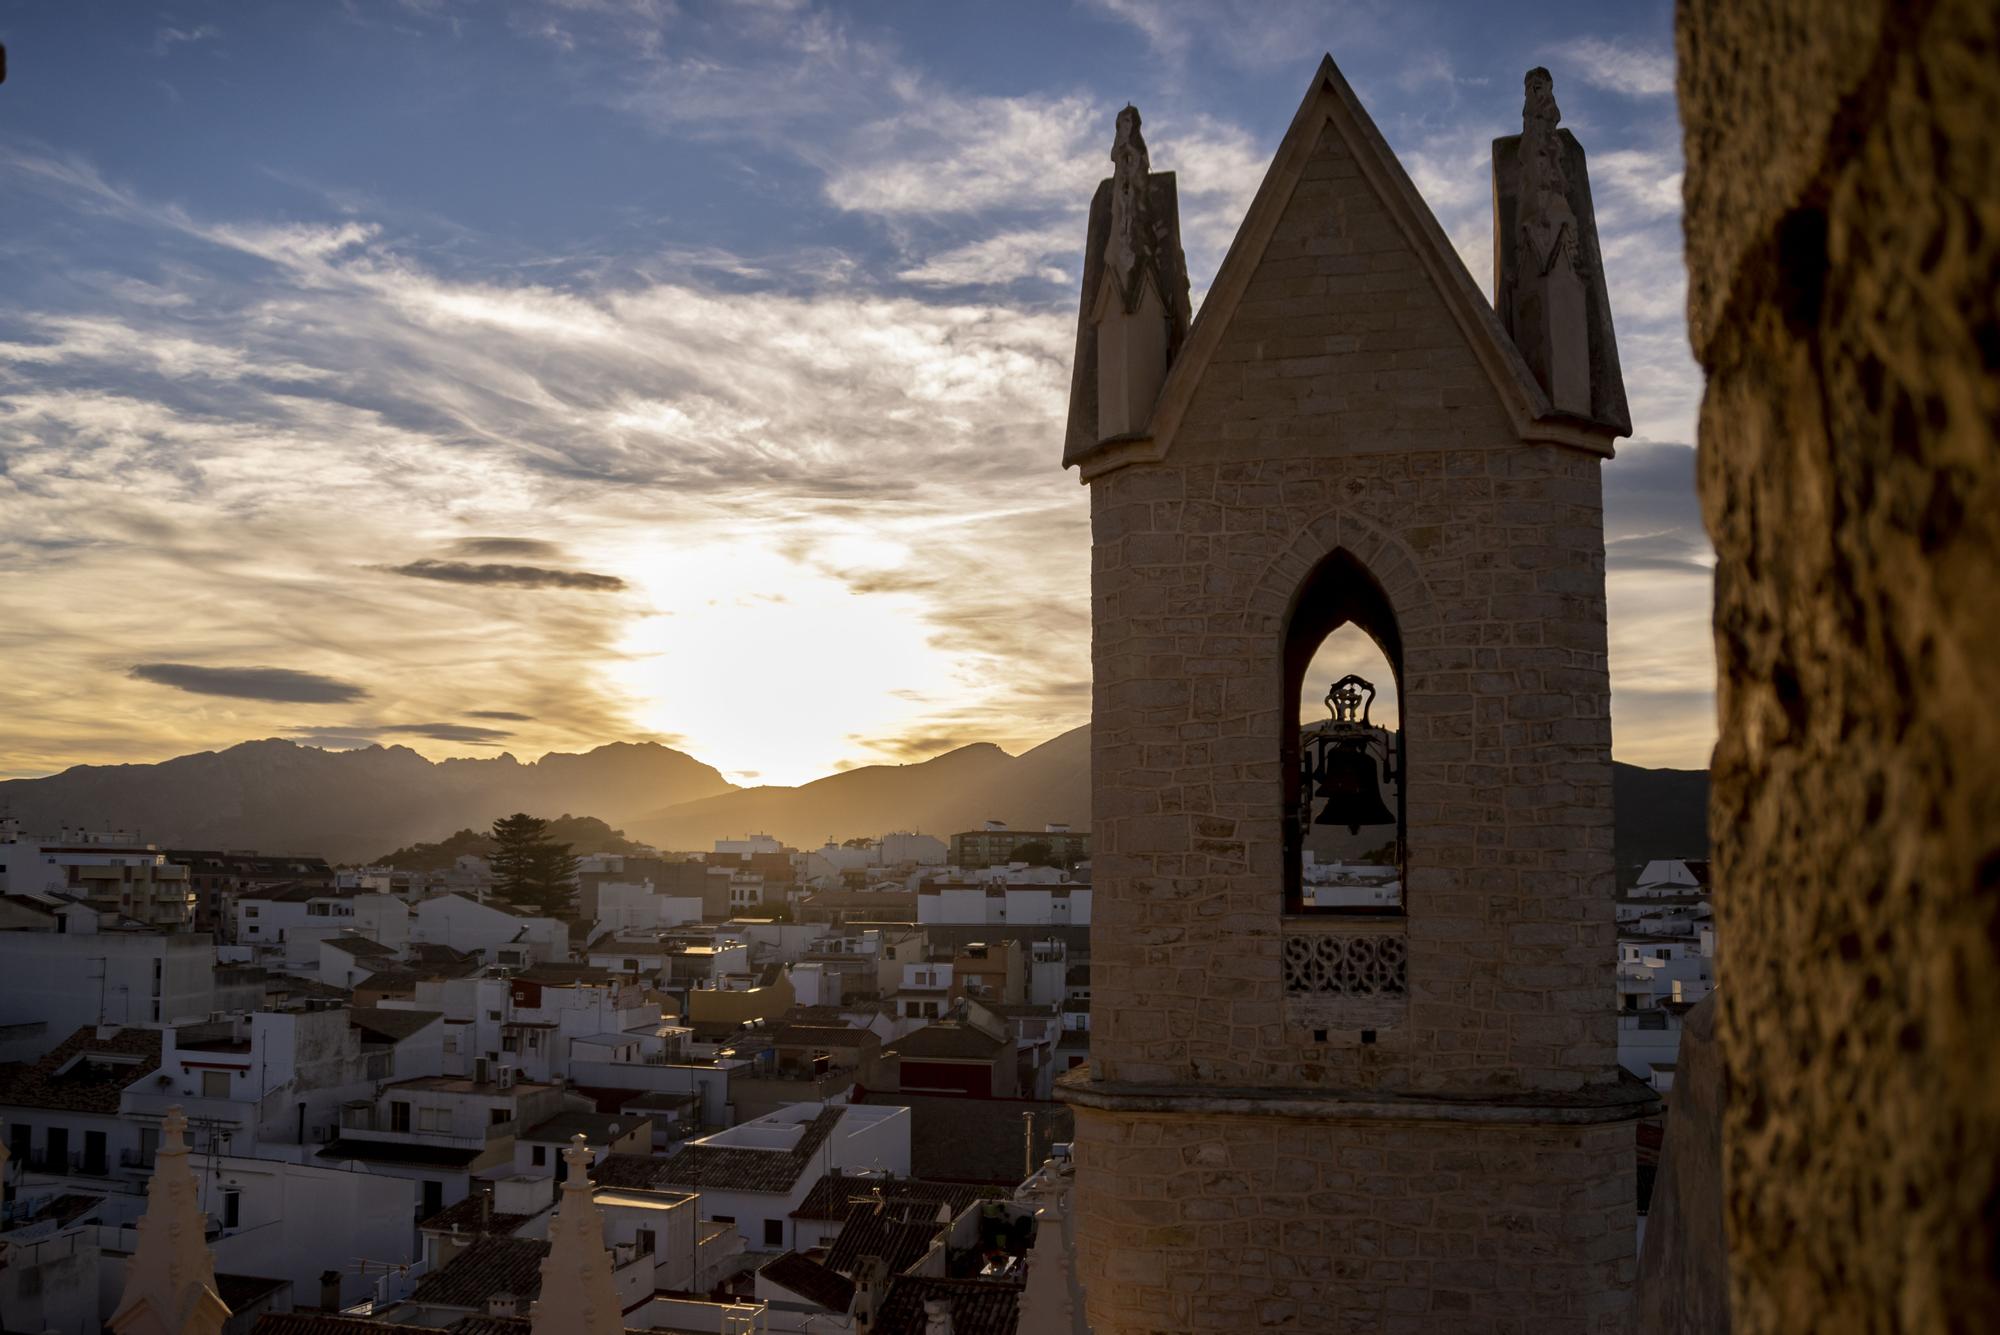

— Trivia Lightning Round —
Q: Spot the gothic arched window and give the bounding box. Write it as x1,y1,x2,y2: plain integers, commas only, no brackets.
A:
1282,549,1405,916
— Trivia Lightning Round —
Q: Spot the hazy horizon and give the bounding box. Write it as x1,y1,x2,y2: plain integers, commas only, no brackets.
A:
0,1,1708,785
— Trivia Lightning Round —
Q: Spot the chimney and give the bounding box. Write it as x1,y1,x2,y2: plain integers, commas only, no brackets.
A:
853,1255,889,1330
319,1269,341,1312
923,1296,955,1335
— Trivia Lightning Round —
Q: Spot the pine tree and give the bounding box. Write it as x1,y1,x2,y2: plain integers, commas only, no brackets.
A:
488,813,577,917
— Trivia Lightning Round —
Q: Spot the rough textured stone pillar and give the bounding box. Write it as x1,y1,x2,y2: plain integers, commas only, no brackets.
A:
1677,1,2000,1329
1627,996,1728,1334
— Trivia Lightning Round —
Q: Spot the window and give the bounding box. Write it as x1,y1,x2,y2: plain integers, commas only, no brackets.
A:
713,1214,735,1225
223,1190,240,1229
1283,549,1406,915
635,1228,656,1256
444,1035,458,1054
421,1180,443,1220
532,1145,547,1166
501,1035,519,1054
244,906,259,918
764,1219,784,1247
490,1108,510,1126
391,1101,411,1133
201,1070,231,1098
486,1010,503,1021
418,1107,453,1133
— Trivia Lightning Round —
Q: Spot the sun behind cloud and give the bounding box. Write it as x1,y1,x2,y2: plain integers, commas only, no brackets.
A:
609,539,963,786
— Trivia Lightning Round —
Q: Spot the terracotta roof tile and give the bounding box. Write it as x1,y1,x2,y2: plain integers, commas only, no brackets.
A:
871,1275,1021,1335
0,1025,161,1115
648,1107,846,1194
758,1250,856,1311
406,1236,550,1309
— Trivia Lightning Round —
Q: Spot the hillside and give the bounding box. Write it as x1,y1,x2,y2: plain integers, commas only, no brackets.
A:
1612,762,1711,875
372,814,651,871
629,726,1092,850
0,740,733,864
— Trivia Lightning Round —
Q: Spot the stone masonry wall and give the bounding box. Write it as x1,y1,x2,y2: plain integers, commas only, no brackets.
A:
1088,121,1621,1096
1678,0,2000,1330
1070,1105,1636,1334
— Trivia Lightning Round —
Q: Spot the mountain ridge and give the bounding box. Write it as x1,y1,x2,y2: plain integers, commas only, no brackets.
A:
0,725,1705,873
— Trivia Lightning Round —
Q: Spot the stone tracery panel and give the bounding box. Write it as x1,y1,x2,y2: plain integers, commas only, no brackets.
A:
1281,931,1407,996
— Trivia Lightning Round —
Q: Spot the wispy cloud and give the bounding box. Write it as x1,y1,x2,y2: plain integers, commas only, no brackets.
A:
3,2,1712,782
153,25,221,57
1554,37,1676,98
129,664,368,704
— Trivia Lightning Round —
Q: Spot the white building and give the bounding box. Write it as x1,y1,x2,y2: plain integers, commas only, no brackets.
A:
642,1101,910,1251
879,832,947,866
1300,856,1402,910
0,822,196,929
915,880,1092,927
714,835,783,857
235,884,410,962
595,881,705,934
1630,858,1712,897
410,893,567,967
1616,925,1717,1084
0,929,216,1059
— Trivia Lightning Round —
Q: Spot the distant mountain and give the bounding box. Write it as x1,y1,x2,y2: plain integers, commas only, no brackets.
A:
0,725,1705,873
632,727,1707,871
0,740,732,864
629,726,1092,851
373,814,652,871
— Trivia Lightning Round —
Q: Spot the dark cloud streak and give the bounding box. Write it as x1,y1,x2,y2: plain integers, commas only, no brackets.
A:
380,559,628,592
287,722,515,745
130,663,367,703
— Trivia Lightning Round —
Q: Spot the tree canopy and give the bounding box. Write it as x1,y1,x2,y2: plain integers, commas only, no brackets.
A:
489,813,580,916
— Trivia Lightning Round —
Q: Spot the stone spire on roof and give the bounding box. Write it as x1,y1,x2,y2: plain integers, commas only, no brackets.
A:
1062,103,1192,458
531,1134,622,1335
109,1106,231,1335
1491,64,1630,429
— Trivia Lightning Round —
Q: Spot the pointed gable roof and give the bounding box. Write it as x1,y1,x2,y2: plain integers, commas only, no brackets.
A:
1068,54,1622,482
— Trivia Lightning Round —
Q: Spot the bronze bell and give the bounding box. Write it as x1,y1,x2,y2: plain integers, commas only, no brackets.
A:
1311,744,1396,834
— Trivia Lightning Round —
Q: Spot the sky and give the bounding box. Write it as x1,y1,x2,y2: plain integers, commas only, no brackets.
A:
0,0,1711,786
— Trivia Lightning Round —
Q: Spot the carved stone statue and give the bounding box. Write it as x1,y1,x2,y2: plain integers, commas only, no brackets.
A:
1063,102,1193,456
1517,68,1586,280
1104,104,1152,313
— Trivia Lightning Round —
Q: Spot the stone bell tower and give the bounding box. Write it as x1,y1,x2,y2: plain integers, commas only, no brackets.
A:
1055,56,1652,1332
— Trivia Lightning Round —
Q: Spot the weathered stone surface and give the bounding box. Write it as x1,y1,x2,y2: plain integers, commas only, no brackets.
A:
1679,1,2000,1330
1070,1106,1638,1335
1627,995,1728,1335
